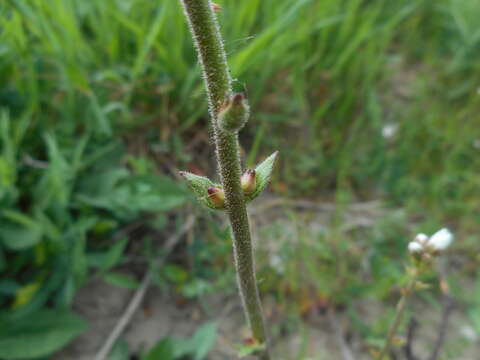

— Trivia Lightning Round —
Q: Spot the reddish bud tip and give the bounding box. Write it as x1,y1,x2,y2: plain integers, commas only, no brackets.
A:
241,169,256,195
232,92,245,105
218,93,250,132
211,2,222,12
207,186,225,208
243,336,260,346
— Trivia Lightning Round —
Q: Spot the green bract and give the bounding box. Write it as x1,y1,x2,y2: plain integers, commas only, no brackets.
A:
217,93,250,133
180,151,278,210
245,151,279,202
179,171,224,209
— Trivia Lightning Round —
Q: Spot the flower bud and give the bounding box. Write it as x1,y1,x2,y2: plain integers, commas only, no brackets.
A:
207,186,225,209
414,233,428,245
218,93,250,132
211,2,222,12
408,228,454,261
408,241,423,254
241,169,256,195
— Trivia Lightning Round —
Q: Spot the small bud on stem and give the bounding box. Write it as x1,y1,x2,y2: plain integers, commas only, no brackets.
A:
211,2,222,12
207,186,225,209
241,169,257,195
218,92,250,132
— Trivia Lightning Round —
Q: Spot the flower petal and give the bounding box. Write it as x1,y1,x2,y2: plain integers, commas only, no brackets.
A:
428,228,453,250
408,241,423,253
414,233,429,244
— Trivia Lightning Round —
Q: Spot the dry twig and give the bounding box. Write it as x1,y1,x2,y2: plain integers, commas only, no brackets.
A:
404,317,420,360
94,215,196,360
428,294,455,360
327,307,356,360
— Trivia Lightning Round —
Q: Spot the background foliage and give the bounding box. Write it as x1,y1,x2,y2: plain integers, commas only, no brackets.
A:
0,0,479,358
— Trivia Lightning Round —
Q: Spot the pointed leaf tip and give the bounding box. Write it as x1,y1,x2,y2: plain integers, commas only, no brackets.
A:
179,171,225,210
245,151,278,202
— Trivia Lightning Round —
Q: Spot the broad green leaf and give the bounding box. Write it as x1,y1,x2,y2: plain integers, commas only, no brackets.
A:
99,237,129,272
181,279,211,299
191,322,217,360
171,337,193,359
143,338,174,360
103,272,140,289
1,210,39,227
0,222,42,250
0,309,87,359
78,174,186,216
172,322,217,360
108,339,130,360
125,176,186,212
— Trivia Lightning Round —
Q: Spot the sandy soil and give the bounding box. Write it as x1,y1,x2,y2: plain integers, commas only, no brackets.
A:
53,200,479,360
52,275,478,360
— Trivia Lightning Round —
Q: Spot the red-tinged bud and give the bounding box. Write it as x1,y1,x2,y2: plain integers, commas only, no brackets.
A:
241,169,256,195
211,2,222,12
232,92,244,105
207,186,225,208
218,92,250,132
243,336,260,346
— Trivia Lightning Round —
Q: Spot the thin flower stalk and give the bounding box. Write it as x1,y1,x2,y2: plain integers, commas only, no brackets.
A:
377,271,418,360
379,228,454,359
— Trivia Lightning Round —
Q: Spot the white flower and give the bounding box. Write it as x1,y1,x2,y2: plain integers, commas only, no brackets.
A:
270,255,285,274
414,233,429,244
428,228,454,251
461,325,478,342
408,241,423,253
408,228,454,255
382,123,398,139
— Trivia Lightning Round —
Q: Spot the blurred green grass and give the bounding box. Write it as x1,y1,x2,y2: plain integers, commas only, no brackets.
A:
0,0,479,358
1,0,479,224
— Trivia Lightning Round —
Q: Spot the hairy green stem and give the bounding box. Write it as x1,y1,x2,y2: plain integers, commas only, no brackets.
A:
378,274,417,360
178,0,270,357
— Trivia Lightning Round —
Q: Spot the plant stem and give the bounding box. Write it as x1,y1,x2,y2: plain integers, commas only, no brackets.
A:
178,0,270,358
378,274,418,360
